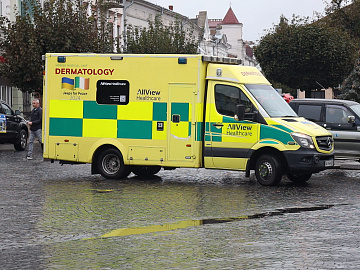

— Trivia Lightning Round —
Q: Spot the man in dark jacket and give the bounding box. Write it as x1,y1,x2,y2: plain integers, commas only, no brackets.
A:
27,99,43,160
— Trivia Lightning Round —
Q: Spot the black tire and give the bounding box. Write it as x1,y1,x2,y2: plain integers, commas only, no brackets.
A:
131,166,161,176
255,154,283,186
287,172,312,184
97,148,130,179
14,129,28,151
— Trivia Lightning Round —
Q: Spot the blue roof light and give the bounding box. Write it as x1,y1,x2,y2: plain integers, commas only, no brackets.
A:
178,57,187,64
57,56,66,63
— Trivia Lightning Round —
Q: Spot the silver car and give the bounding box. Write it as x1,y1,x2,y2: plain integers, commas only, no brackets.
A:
290,99,360,160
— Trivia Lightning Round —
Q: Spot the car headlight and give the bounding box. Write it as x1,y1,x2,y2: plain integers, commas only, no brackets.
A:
291,133,315,149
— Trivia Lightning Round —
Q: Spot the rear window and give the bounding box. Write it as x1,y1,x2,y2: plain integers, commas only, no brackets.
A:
297,104,322,122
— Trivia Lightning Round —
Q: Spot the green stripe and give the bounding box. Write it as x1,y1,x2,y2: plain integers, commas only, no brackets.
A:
171,103,189,121
83,101,117,119
260,125,292,144
117,120,152,139
153,103,167,121
196,122,204,141
50,118,83,137
211,134,222,142
75,77,80,88
273,125,293,133
205,122,210,132
260,140,279,145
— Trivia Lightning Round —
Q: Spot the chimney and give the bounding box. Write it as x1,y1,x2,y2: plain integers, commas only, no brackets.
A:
169,5,173,11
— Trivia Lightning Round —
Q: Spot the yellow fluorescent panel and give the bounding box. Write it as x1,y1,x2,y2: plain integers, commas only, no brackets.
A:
171,122,189,139
152,121,167,140
208,103,222,123
49,100,83,118
117,102,153,121
83,119,117,138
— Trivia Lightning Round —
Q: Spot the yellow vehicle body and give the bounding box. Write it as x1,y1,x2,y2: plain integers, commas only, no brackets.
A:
43,54,334,185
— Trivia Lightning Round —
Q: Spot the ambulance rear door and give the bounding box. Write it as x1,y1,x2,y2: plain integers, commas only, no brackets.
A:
167,83,197,164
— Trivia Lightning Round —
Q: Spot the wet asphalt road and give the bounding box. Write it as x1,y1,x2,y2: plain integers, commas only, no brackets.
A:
1,142,360,269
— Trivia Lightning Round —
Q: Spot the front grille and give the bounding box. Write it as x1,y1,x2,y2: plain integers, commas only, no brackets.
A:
316,136,333,151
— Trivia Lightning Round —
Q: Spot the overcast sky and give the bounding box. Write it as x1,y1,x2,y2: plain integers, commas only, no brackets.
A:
148,0,328,41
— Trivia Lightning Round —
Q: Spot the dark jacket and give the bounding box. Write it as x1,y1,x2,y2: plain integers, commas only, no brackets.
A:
30,107,42,131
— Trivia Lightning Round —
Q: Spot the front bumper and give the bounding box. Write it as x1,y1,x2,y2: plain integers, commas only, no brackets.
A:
283,148,334,174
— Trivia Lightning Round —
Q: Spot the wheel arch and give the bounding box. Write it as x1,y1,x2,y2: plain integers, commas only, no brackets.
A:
246,146,288,177
91,142,126,175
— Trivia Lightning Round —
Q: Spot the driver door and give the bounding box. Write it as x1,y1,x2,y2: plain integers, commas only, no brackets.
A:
204,82,259,170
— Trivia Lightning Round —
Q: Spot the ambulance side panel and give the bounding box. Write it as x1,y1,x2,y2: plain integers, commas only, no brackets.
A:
43,54,207,168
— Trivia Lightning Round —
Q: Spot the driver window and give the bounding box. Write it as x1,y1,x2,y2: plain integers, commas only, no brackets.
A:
215,84,252,117
1,104,12,115
326,106,351,124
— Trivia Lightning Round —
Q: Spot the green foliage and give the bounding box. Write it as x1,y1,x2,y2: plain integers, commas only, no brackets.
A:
339,50,360,102
254,16,356,93
125,15,198,54
324,0,360,41
322,0,360,101
0,0,113,93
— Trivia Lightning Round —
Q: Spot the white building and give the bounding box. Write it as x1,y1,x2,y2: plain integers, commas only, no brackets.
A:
92,0,202,52
192,11,230,57
207,7,257,67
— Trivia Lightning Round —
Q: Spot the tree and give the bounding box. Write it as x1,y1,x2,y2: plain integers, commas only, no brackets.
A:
0,0,113,93
254,16,356,97
339,50,360,101
323,0,360,41
124,15,199,54
321,0,360,100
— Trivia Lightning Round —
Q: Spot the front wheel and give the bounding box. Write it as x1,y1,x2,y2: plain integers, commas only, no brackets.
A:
14,129,28,151
255,154,283,186
97,148,130,179
287,173,312,184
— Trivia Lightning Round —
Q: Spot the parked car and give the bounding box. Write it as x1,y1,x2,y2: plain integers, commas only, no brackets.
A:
0,100,28,151
290,98,360,160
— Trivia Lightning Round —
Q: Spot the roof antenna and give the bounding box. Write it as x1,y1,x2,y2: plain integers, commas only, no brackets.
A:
316,81,326,89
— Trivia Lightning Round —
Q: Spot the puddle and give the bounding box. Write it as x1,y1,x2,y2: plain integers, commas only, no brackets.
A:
86,204,337,239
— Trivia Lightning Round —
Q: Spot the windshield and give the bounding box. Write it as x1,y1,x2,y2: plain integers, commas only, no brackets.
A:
350,104,360,118
245,84,297,117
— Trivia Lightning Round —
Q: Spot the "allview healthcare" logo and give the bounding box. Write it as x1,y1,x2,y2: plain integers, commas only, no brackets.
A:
137,89,161,101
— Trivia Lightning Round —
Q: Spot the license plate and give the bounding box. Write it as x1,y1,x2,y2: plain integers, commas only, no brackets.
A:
325,159,334,167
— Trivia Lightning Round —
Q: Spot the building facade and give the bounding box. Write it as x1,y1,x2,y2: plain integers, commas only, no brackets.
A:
0,0,28,111
2,0,258,112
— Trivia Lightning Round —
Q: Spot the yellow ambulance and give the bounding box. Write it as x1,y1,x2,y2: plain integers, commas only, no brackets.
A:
43,54,334,186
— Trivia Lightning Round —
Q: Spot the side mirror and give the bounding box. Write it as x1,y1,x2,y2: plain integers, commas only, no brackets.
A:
15,110,21,116
235,104,245,120
348,115,355,124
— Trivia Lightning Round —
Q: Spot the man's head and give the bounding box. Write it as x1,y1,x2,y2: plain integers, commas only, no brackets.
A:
32,99,40,108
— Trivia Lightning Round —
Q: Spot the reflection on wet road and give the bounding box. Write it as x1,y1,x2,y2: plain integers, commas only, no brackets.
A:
94,204,336,239
2,144,360,269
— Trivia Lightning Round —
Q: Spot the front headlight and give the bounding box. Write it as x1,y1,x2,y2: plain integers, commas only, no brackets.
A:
291,133,315,149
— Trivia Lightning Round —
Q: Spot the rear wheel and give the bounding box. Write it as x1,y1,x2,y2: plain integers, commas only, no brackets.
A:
255,154,283,186
97,148,130,179
287,172,312,184
14,129,28,151
131,166,161,176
